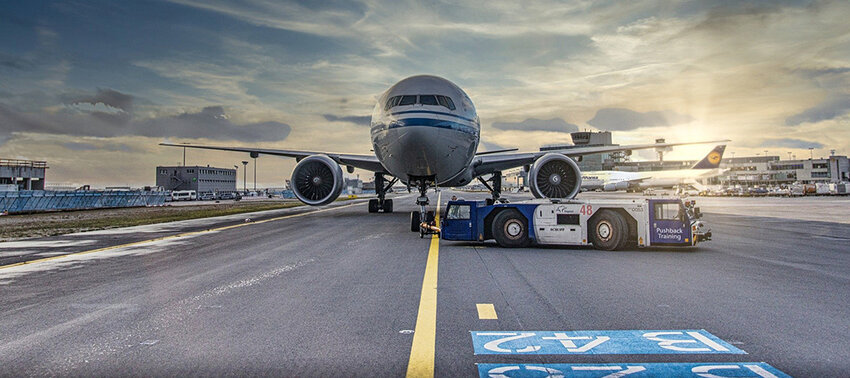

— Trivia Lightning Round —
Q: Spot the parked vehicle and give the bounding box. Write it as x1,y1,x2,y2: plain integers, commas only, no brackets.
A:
218,192,238,200
171,190,197,201
198,191,216,201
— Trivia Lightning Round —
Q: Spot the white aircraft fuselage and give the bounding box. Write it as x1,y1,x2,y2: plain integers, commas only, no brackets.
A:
582,168,726,190
370,75,480,186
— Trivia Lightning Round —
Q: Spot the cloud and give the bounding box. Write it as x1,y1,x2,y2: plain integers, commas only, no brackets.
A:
65,88,135,112
785,96,850,126
793,67,850,77
137,106,291,142
322,114,371,126
760,138,824,149
0,94,291,144
480,141,509,152
491,118,579,133
63,142,139,152
587,108,693,130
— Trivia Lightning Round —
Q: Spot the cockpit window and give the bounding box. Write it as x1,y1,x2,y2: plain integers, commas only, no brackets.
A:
437,95,456,110
399,95,417,106
386,94,456,111
419,95,438,106
384,96,399,110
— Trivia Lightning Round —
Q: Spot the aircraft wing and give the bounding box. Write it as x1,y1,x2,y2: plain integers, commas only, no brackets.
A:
471,139,730,177
159,143,386,172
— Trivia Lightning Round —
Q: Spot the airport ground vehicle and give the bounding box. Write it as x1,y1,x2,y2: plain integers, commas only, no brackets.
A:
217,192,239,201
171,190,197,201
198,191,216,201
441,198,711,250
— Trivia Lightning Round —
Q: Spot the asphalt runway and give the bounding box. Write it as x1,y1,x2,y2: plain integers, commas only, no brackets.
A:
0,190,848,376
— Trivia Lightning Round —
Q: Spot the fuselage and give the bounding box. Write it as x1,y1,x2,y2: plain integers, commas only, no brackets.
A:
370,75,480,185
582,168,725,190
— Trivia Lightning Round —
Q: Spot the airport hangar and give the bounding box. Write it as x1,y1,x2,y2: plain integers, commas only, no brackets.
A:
0,159,47,191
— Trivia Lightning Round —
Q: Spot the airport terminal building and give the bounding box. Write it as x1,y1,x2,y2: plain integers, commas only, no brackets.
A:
612,154,849,185
156,166,236,193
716,155,849,186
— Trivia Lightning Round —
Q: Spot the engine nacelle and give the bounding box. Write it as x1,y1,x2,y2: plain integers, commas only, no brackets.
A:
290,154,344,206
603,181,630,192
529,153,582,199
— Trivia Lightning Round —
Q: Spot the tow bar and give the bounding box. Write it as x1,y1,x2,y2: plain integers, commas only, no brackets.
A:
420,221,440,238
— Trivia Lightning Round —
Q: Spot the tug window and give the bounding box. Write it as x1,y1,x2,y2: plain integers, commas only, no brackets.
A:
654,203,683,221
446,204,471,220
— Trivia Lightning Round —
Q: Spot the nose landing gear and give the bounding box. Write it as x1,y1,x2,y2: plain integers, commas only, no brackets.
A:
409,177,439,238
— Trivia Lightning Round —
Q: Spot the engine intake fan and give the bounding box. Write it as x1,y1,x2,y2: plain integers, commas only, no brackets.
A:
291,154,344,206
529,153,582,199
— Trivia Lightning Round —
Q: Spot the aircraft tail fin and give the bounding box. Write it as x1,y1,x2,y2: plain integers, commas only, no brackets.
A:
691,145,726,169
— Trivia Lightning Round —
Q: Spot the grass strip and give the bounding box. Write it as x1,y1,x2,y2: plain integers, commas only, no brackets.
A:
0,201,304,241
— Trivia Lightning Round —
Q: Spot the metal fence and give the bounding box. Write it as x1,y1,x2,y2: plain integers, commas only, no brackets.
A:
0,190,167,214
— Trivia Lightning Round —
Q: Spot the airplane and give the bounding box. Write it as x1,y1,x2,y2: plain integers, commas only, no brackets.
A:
581,145,727,192
161,75,727,234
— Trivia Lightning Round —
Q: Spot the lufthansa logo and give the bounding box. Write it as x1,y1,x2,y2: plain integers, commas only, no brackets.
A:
708,152,721,164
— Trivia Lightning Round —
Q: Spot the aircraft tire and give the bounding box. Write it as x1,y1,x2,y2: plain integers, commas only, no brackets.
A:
590,210,628,251
492,209,530,248
410,211,420,232
368,199,379,213
382,199,393,213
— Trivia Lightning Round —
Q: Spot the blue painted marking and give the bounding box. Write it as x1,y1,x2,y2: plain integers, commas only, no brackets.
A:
373,117,479,137
390,109,478,124
477,363,790,377
471,330,745,355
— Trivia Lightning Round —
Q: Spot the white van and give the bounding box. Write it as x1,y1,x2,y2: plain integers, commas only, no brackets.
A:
171,190,197,201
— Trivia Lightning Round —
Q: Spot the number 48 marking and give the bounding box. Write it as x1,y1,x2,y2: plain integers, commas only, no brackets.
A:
580,205,593,215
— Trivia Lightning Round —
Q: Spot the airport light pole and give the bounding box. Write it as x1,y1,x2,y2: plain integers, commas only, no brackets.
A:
234,165,239,195
250,152,259,191
809,147,814,160
242,161,248,193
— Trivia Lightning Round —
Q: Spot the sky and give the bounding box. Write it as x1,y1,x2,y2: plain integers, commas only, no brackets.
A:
1,0,849,187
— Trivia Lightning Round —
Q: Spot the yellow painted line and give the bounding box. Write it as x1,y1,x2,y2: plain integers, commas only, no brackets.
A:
406,192,441,378
0,202,364,271
476,303,498,320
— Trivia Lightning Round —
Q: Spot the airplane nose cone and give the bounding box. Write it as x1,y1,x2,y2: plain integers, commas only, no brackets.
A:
374,125,476,184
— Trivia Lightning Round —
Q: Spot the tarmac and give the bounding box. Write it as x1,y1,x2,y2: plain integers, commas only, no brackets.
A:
0,190,847,376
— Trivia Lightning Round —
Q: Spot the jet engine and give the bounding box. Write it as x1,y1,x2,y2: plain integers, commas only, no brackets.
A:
290,154,344,206
603,181,630,192
529,153,582,199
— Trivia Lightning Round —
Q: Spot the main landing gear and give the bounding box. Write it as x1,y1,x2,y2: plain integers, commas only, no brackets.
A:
409,177,437,238
368,173,397,213
477,171,508,206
